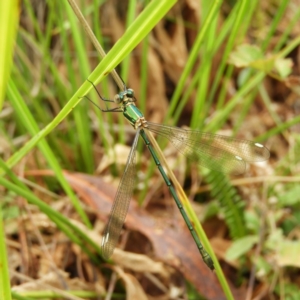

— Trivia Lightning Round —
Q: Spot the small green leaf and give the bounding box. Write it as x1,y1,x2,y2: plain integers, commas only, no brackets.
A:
244,210,260,233
274,57,293,78
276,240,300,268
265,228,284,250
228,44,263,67
278,185,300,206
226,235,258,261
2,206,19,220
228,43,292,79
250,56,275,73
253,256,272,278
275,283,300,299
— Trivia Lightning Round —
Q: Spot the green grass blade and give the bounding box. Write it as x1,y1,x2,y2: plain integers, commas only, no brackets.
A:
208,0,254,112
258,115,300,142
6,79,91,228
11,292,35,300
205,72,266,132
0,165,101,263
63,1,94,173
0,0,19,110
4,0,177,171
0,208,12,300
261,0,290,51
89,0,177,85
166,0,223,123
121,0,137,83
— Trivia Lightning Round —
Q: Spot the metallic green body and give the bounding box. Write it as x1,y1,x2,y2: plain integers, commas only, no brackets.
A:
122,101,214,267
103,89,214,270
139,129,214,270
123,104,144,126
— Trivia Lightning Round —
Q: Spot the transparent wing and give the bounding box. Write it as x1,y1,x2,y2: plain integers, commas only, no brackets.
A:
146,122,270,175
101,129,140,259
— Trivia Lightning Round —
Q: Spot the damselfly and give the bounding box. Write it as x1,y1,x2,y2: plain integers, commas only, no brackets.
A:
85,80,270,270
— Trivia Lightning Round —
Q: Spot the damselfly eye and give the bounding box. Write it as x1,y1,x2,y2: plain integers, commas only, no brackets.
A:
114,94,121,103
126,89,134,98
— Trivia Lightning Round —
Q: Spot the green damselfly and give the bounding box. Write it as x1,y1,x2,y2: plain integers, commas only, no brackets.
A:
86,80,270,270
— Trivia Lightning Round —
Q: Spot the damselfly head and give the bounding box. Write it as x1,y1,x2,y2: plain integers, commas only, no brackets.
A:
114,89,135,104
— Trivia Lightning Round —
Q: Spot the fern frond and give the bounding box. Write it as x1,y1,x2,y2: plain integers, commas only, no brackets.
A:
204,170,247,239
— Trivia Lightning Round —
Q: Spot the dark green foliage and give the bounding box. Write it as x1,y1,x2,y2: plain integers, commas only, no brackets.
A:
205,170,247,239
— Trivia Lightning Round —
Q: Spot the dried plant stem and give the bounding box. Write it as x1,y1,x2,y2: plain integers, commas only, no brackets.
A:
67,0,124,90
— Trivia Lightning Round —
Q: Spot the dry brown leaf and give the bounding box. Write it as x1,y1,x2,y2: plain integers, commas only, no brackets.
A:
8,248,21,273
210,237,239,268
22,213,56,233
112,249,168,276
69,219,168,276
52,241,73,269
154,21,187,84
285,76,300,96
96,143,133,173
186,0,201,12
12,270,105,299
12,270,71,289
63,171,247,300
114,266,148,300
25,169,247,299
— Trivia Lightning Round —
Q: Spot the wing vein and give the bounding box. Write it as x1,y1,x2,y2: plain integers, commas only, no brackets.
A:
146,122,269,175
